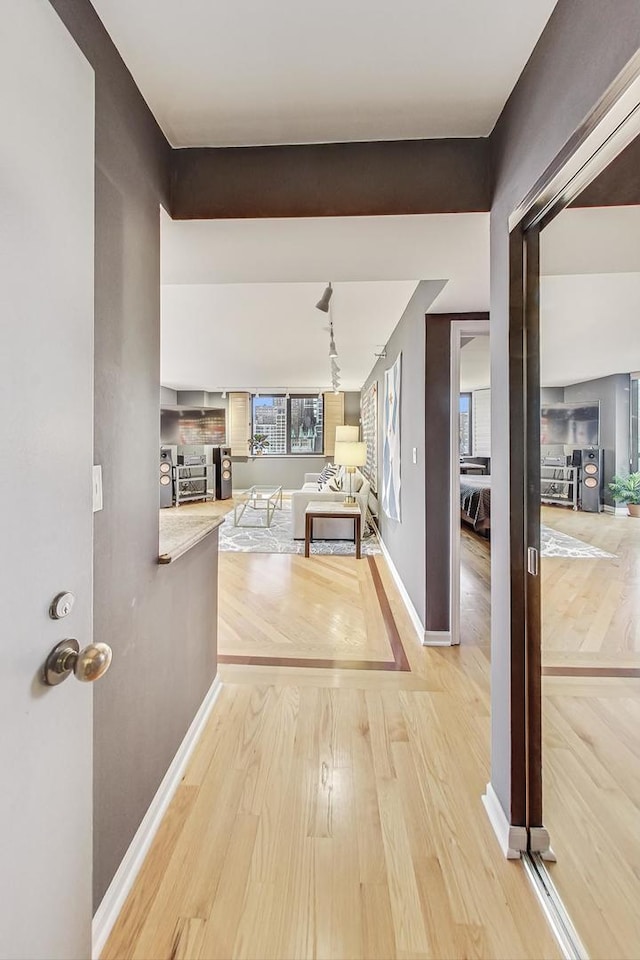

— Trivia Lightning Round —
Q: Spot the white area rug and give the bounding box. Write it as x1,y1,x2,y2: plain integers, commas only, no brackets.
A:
540,525,614,559
219,501,381,556
216,503,611,560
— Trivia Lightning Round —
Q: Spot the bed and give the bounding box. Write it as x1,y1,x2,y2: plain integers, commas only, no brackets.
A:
460,474,491,534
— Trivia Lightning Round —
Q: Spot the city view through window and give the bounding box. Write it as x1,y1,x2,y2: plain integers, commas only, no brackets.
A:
252,395,324,455
459,393,472,457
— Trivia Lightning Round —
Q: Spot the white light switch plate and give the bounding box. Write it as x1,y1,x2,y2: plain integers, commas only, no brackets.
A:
412,447,417,464
93,464,103,512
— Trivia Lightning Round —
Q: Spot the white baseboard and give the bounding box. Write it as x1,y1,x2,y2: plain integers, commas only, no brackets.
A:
376,533,426,645
424,630,453,646
481,782,527,859
92,674,223,959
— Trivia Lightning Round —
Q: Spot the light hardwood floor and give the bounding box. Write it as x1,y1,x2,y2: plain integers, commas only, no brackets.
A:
219,554,395,664
102,551,559,960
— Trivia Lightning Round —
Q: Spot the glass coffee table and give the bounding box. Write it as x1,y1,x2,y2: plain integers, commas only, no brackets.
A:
233,485,283,528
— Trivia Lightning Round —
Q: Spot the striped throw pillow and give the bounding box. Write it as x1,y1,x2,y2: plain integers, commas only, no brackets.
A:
317,463,337,490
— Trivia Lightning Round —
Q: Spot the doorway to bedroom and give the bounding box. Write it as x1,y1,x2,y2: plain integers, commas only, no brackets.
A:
450,322,491,647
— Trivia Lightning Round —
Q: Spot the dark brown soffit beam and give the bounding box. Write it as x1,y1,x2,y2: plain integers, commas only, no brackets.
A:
170,138,490,219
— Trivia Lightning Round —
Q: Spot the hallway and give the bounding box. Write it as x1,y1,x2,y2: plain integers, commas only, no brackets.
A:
102,552,558,960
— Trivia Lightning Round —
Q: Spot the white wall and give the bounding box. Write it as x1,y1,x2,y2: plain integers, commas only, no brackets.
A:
540,272,640,386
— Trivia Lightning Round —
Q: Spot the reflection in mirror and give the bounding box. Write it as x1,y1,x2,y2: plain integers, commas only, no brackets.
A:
536,135,640,957
457,332,491,649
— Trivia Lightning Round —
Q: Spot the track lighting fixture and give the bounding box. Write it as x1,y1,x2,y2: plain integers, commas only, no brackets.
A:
315,282,333,313
313,285,342,395
329,321,338,359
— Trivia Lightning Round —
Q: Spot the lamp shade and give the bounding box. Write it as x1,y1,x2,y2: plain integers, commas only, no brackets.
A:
335,425,359,443
334,441,367,467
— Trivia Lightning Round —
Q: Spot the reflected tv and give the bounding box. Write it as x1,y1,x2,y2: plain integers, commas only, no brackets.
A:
540,401,600,446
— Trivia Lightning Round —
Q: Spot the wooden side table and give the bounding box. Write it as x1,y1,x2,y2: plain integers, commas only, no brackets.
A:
304,501,362,559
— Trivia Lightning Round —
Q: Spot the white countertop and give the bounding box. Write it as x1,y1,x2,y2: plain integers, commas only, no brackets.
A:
158,512,223,563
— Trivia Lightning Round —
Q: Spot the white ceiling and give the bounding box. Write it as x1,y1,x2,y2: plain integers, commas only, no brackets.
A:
161,203,640,395
161,212,490,391
162,280,440,392
91,0,557,147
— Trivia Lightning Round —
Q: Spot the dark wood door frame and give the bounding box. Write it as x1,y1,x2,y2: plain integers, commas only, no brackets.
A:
508,56,640,854
509,223,542,832
424,312,489,640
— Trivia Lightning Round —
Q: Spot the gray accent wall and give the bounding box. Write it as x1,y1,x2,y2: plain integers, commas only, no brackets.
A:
50,0,220,908
541,378,632,503
564,375,631,506
362,281,446,629
489,0,640,822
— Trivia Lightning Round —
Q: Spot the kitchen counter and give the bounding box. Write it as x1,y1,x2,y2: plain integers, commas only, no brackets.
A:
158,512,223,563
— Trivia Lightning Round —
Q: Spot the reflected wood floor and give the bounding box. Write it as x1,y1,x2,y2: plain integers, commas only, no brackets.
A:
543,675,640,958
541,506,640,666
466,509,640,960
540,508,640,958
102,553,559,960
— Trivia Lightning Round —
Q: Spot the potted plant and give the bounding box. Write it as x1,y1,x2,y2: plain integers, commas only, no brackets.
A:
249,433,270,455
608,472,640,516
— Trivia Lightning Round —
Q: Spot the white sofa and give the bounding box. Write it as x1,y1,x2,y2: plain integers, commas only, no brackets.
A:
292,468,370,540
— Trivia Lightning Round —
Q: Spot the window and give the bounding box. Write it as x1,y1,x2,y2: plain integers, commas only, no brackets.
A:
459,393,472,457
252,395,324,455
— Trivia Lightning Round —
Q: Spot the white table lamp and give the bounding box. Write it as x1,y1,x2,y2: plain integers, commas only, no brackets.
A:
334,441,367,505
335,425,359,443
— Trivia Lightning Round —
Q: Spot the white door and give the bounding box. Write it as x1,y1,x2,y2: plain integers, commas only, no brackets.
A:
0,1,95,957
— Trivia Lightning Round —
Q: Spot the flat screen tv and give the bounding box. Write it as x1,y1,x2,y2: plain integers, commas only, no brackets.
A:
540,401,600,447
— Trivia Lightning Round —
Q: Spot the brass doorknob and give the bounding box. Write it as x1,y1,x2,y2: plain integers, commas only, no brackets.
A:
43,638,113,686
